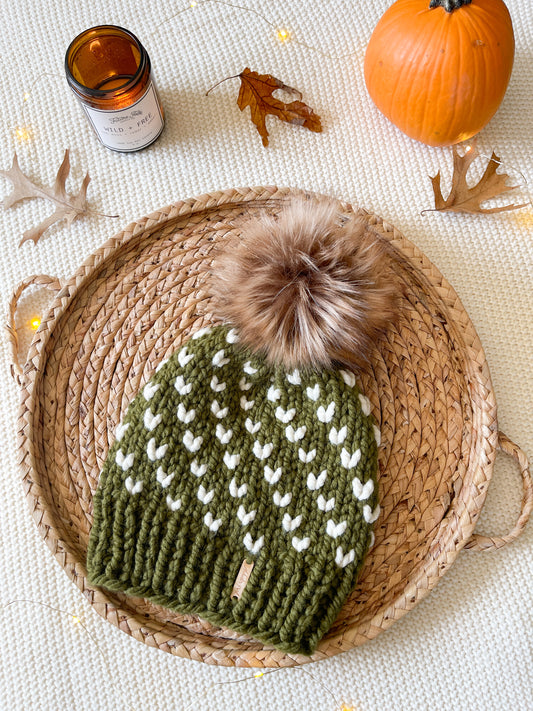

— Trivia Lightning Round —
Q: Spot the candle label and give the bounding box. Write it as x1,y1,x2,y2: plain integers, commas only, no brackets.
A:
81,82,164,152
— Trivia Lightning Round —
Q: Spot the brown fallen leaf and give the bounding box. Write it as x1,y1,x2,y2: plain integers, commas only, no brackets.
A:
0,149,94,245
207,68,322,147
427,141,527,215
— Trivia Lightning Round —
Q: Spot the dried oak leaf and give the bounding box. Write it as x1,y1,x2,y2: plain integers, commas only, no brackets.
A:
428,141,527,215
209,67,322,147
0,149,91,245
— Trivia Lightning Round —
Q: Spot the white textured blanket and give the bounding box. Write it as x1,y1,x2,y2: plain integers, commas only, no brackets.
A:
0,1,531,709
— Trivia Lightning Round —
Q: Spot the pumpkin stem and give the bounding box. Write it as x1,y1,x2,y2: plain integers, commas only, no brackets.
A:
429,0,472,11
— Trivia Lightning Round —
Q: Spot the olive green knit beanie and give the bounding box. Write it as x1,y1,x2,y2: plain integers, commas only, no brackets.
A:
87,325,380,656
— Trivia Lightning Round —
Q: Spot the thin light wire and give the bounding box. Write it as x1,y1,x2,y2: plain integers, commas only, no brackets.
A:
476,150,533,210
422,143,532,215
2,598,355,711
182,668,282,711
1,599,136,711
154,0,359,60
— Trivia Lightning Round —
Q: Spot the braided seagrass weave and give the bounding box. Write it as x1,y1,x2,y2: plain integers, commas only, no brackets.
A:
13,187,532,666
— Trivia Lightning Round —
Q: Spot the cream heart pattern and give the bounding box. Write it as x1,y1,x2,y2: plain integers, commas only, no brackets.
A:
275,406,296,423
143,382,160,401
229,477,247,498
326,519,347,539
155,358,169,373
286,369,301,385
273,490,292,507
240,396,255,411
116,449,134,471
352,477,374,501
335,546,355,568
286,425,306,442
190,459,207,477
359,393,371,416
144,408,162,432
192,327,211,340
243,533,264,555
317,402,335,423
115,422,130,442
282,513,302,532
224,452,241,470
363,504,381,524
197,485,214,505
175,375,192,396
292,536,310,552
166,495,182,511
253,441,273,460
307,470,327,491
267,385,281,402
340,370,356,388
211,400,228,419
156,466,175,489
239,377,252,391
306,384,320,401
317,494,335,512
178,347,194,367
182,430,203,453
177,403,196,424
212,349,230,367
243,361,258,375
226,328,239,343
210,376,226,392
147,438,168,461
341,448,361,469
299,448,316,463
204,512,222,532
237,505,256,526
329,425,347,445
216,424,233,444
264,465,282,485
125,477,143,495
245,418,261,434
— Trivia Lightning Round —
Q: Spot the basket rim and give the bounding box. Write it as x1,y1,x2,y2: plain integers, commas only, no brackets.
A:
16,186,499,666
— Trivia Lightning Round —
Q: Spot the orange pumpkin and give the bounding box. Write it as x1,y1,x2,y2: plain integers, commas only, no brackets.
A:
364,0,515,146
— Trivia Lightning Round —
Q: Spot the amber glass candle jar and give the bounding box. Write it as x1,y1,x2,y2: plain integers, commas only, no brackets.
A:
65,25,164,152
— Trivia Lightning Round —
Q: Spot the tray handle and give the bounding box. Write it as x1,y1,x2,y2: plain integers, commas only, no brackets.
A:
6,274,62,386
465,431,532,551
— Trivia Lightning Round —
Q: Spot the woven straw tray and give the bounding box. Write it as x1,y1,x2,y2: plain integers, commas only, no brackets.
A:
10,187,532,667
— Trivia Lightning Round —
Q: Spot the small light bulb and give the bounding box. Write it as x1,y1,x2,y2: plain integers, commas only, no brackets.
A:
30,317,41,331
277,28,290,42
15,126,32,143
253,671,264,678
23,92,31,102
71,615,81,624
464,145,472,153
190,1,197,6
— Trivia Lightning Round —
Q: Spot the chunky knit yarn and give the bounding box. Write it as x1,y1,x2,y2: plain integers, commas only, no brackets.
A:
87,325,380,655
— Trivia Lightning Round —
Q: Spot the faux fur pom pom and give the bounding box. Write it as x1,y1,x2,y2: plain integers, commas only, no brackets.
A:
210,198,398,371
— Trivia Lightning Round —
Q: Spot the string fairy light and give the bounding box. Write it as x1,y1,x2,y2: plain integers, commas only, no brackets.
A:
2,597,359,711
29,316,41,330
154,0,359,59
13,72,64,149
182,661,358,711
12,0,356,153
1,598,136,711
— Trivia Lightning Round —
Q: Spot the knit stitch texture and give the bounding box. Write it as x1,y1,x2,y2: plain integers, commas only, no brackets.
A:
87,325,380,655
